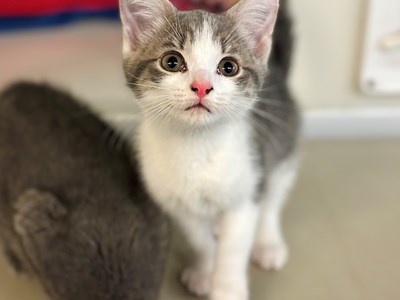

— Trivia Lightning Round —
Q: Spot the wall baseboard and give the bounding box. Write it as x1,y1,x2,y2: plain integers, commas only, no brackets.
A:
105,108,400,139
303,108,400,139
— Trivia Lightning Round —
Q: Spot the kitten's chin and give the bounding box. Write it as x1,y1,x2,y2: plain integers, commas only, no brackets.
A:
148,110,223,132
175,113,217,129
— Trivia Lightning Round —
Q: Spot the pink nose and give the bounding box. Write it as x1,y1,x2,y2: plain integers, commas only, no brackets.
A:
191,81,213,98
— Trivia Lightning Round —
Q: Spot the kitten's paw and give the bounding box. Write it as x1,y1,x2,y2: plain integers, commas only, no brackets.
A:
181,266,212,297
211,285,248,300
252,242,289,271
252,241,288,271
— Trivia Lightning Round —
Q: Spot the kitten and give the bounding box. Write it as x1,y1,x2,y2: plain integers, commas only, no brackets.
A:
0,82,169,300
120,0,300,299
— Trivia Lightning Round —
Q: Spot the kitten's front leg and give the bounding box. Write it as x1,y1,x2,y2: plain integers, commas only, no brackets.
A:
211,201,259,300
252,156,298,271
175,215,216,297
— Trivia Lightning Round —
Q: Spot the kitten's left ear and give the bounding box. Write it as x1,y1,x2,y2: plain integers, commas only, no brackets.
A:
120,0,176,53
227,0,279,60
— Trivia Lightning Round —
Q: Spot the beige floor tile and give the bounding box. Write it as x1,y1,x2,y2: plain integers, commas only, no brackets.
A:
1,140,400,300
160,140,400,300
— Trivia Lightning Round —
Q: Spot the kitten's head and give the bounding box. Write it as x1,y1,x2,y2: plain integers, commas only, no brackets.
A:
120,0,279,130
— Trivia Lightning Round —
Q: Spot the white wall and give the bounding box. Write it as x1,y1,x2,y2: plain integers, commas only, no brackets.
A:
0,21,132,115
289,0,400,109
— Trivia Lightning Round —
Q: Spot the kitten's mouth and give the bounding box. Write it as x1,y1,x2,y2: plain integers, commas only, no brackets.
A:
185,103,211,113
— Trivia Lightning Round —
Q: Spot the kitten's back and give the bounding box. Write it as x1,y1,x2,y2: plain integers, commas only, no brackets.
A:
0,82,168,300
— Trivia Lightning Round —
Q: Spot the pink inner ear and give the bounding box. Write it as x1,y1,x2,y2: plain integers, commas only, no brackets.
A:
120,0,156,49
264,5,279,37
120,0,176,50
120,0,136,47
253,4,279,58
256,37,270,57
227,0,279,57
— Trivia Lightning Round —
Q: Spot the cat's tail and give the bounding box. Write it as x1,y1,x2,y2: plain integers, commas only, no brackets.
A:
270,0,294,79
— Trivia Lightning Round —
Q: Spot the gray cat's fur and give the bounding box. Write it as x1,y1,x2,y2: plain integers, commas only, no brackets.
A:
0,82,168,300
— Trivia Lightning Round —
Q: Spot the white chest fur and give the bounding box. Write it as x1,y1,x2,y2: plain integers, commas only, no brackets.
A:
136,120,260,217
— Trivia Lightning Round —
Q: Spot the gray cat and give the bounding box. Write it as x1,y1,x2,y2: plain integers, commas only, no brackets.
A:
0,82,168,300
119,0,300,299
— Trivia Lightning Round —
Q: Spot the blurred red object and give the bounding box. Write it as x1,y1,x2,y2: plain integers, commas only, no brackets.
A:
0,0,118,17
169,0,192,10
170,0,237,12
0,0,239,18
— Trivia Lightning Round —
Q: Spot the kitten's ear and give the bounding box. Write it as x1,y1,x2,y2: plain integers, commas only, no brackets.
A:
227,0,279,59
120,0,176,53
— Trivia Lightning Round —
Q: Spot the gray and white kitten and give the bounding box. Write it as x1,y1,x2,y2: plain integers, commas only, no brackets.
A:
0,82,168,300
120,0,300,299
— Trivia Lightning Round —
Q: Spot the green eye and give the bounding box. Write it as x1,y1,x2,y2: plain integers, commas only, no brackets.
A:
161,52,186,72
218,57,239,77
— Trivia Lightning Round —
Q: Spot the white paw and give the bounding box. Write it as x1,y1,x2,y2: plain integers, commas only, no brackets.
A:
181,266,212,297
252,241,288,271
211,285,248,300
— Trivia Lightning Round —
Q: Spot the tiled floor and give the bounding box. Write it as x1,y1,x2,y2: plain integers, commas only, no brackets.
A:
1,140,399,300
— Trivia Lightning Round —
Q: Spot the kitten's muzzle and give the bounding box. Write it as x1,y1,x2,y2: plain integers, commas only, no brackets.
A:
185,102,211,113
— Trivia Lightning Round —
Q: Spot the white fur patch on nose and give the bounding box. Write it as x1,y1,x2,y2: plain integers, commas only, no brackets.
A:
189,22,222,82
192,69,210,83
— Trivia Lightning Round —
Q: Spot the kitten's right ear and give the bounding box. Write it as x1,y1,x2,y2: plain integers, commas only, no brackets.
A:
120,0,176,54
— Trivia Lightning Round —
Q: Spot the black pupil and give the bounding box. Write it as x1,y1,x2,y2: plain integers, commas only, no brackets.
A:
223,61,234,74
167,56,179,69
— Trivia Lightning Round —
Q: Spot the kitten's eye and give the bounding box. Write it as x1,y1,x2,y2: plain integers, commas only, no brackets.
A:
161,52,186,72
218,58,239,77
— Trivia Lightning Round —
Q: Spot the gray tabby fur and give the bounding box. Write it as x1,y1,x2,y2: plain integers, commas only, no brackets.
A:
123,0,300,177
120,2,300,297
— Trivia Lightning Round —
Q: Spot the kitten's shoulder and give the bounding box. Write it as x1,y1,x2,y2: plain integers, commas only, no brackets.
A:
0,81,87,115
